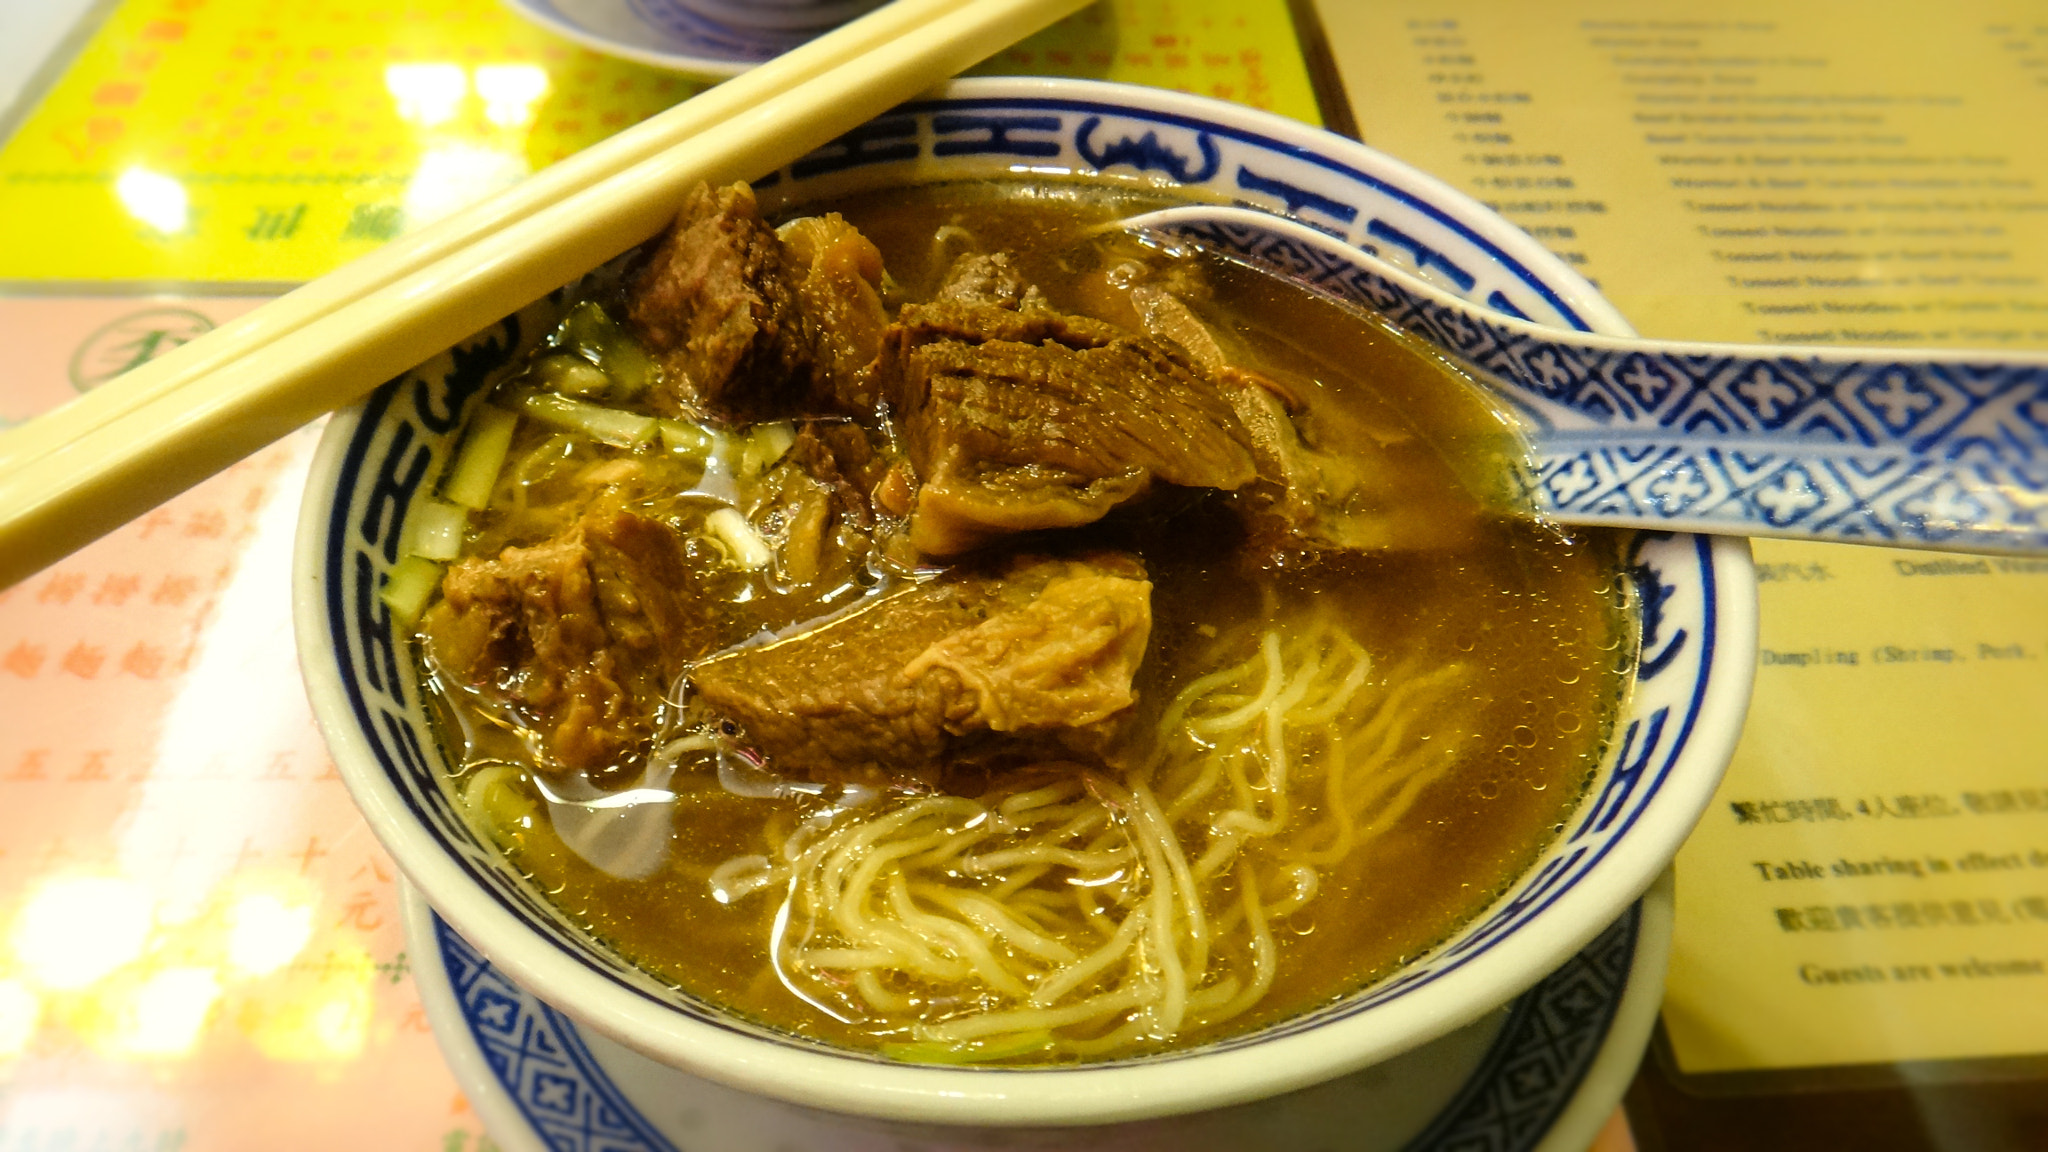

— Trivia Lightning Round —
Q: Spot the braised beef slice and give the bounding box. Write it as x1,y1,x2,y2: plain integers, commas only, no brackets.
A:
687,552,1152,789
1219,372,1407,552
1125,284,1450,553
422,510,711,782
626,182,886,420
791,420,888,514
881,298,1259,556
627,182,805,420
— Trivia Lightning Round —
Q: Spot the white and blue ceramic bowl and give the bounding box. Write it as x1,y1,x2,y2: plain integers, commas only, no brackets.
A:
295,78,1756,1131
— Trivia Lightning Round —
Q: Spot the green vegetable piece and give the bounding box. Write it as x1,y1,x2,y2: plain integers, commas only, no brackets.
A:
557,299,618,362
405,499,469,561
533,353,612,398
381,556,444,627
444,404,519,509
658,418,716,459
604,334,657,398
519,392,657,449
553,300,658,400
881,1030,1057,1065
733,421,796,479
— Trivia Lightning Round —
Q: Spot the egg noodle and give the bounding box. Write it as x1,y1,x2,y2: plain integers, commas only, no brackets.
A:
695,601,1469,1062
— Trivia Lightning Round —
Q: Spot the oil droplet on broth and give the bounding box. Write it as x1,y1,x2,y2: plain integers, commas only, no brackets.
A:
1453,633,1477,653
1511,725,1538,748
1555,711,1584,734
1476,778,1501,799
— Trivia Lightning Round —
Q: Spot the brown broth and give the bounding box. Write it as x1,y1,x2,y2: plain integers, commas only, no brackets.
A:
421,180,1635,1061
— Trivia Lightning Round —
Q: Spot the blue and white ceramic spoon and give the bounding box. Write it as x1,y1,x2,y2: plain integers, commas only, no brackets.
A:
1129,205,2048,555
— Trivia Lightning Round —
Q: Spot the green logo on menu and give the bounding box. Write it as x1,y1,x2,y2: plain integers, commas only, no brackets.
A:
68,307,216,392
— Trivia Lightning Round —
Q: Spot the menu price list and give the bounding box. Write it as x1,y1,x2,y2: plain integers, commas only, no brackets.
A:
1620,538,2048,1152
1313,0,2048,348
0,0,1322,285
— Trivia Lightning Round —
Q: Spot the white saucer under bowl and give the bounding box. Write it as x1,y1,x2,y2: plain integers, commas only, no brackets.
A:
507,0,828,76
405,871,1671,1152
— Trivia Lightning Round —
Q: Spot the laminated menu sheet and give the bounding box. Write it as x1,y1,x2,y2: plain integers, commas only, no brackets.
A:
1662,539,2048,1073
0,293,496,1150
1317,0,2048,348
1312,0,2048,1077
0,0,1321,284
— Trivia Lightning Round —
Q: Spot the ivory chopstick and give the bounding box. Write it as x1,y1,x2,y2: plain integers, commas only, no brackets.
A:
0,0,1089,588
0,0,977,481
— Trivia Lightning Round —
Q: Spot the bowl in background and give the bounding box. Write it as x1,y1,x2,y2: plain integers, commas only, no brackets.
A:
507,0,848,76
667,0,889,32
294,76,1756,1132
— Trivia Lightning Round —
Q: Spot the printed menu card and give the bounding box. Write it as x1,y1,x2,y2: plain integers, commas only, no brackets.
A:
1315,0,2048,1077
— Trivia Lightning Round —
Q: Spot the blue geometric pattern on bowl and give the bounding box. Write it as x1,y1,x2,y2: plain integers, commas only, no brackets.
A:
310,85,1722,1076
439,916,682,1152
431,906,1640,1152
1146,212,2048,554
1399,909,1637,1152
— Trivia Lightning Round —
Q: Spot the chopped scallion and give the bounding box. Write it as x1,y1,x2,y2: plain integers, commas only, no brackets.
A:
605,337,657,398
532,353,612,398
736,421,797,478
443,403,519,509
558,300,613,359
381,556,444,626
518,392,657,449
881,1030,1056,1065
658,418,716,459
405,499,469,561
555,300,657,399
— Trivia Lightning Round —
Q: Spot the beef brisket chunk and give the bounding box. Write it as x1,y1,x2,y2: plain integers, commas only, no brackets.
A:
628,182,806,420
1124,283,1463,553
686,552,1152,789
626,182,886,420
934,252,1047,311
778,214,888,410
881,294,1259,557
421,510,711,784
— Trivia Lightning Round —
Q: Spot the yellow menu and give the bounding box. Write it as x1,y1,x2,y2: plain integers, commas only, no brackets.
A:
1313,1,2048,1074
0,0,1320,285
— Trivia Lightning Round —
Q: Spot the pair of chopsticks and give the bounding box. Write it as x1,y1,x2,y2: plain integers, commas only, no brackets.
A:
0,0,1089,588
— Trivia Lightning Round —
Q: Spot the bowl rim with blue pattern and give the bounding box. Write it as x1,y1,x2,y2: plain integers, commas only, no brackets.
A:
293,76,1756,1128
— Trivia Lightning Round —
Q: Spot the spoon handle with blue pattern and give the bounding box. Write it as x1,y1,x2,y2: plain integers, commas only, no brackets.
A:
1129,206,2048,556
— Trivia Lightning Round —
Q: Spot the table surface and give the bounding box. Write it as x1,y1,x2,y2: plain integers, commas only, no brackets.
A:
0,5,1440,1151
1,3,2040,1151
